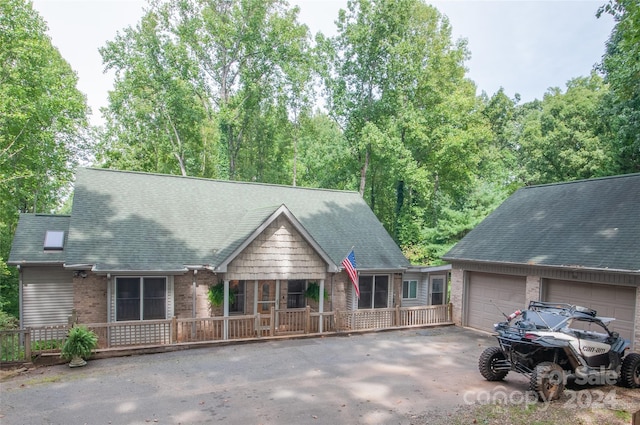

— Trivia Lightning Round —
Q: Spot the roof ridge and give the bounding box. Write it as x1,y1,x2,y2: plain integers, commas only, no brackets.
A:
82,167,360,195
522,172,640,190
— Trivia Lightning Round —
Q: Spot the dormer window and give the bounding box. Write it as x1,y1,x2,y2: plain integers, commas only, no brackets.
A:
44,230,65,250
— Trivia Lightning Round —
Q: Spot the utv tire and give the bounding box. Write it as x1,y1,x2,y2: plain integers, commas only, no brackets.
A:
478,346,508,381
619,353,640,388
530,362,564,402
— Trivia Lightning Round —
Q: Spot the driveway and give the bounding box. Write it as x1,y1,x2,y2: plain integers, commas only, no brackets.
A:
1,326,529,425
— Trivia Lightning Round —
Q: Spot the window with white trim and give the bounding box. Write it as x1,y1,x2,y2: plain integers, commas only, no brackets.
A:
116,277,167,321
402,280,418,299
358,275,389,309
430,276,445,305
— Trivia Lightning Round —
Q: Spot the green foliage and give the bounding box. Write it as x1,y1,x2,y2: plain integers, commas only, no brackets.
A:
0,0,89,316
99,0,312,183
0,310,19,330
60,326,98,360
597,0,640,173
515,73,613,184
304,282,328,303
208,282,235,307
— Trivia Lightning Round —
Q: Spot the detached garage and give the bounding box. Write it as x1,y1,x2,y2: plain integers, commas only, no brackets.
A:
443,174,640,350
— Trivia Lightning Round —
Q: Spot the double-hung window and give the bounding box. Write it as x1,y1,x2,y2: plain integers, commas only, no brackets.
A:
116,277,167,321
402,280,418,299
358,275,389,309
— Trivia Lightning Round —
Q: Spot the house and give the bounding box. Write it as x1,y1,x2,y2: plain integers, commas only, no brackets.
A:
9,168,425,331
443,174,640,350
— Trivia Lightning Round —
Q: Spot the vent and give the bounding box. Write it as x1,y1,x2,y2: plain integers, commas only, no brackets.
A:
44,230,65,250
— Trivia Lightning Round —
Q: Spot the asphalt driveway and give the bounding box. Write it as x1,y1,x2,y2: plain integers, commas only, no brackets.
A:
1,326,530,425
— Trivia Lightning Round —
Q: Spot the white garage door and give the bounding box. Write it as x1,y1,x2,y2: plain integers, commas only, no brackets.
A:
544,280,636,343
467,272,526,332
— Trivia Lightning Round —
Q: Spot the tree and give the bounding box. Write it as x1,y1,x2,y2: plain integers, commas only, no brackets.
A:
515,74,613,184
99,11,214,177
322,0,492,262
598,0,640,173
0,0,88,316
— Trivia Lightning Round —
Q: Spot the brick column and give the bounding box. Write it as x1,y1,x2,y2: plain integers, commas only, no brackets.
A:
450,267,464,326
525,275,542,307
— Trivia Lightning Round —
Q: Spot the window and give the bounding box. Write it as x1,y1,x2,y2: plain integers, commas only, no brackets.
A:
358,275,389,309
287,280,306,308
44,230,65,250
430,276,445,305
229,281,245,314
116,277,166,321
402,280,418,299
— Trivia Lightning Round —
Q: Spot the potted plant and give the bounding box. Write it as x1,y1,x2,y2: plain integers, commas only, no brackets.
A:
305,282,328,303
208,282,235,307
61,325,98,368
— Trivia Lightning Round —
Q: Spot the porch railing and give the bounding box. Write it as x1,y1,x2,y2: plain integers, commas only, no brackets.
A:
0,304,452,365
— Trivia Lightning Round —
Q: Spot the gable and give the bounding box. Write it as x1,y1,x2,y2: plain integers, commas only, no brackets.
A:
59,168,409,272
225,215,327,280
443,174,640,272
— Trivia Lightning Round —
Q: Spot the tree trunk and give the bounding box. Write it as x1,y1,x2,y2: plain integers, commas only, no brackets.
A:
359,149,370,196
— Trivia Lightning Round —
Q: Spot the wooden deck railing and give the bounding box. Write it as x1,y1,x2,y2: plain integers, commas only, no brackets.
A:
1,304,452,365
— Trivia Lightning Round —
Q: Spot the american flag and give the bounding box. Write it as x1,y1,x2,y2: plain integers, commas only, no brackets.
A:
342,249,359,299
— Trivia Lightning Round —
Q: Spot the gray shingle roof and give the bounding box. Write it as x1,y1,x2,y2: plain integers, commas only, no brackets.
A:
31,168,409,272
9,214,70,265
443,174,640,272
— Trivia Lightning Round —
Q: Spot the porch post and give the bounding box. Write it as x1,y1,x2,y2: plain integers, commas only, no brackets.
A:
223,279,230,340
253,280,258,314
318,279,325,333
275,279,280,329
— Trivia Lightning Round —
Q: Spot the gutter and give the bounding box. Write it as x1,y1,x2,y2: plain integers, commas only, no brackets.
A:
442,258,640,276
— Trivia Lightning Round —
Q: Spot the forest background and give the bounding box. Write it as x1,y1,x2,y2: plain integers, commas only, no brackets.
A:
1,0,638,321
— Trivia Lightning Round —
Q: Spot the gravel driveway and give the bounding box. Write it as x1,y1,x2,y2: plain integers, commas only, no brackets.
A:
1,326,530,425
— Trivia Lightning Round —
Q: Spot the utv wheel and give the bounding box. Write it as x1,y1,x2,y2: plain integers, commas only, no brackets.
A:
478,346,508,381
530,362,564,402
619,353,640,388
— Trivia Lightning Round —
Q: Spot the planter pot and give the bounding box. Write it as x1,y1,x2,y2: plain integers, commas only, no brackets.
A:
68,355,87,368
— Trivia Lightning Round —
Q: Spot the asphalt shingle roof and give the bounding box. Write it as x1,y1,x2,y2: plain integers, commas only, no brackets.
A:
21,168,409,272
9,214,70,264
443,174,640,272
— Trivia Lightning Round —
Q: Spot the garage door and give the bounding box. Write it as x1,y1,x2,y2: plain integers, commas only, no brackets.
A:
467,272,526,332
544,280,636,343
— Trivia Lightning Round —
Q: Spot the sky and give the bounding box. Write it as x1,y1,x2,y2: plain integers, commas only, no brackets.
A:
31,0,616,127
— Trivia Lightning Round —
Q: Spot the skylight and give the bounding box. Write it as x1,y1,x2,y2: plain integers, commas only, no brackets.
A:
44,230,65,250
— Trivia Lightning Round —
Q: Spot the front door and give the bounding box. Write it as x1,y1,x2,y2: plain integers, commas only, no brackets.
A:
257,280,277,314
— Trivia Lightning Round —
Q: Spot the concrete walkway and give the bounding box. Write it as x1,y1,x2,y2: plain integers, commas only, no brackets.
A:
0,326,529,425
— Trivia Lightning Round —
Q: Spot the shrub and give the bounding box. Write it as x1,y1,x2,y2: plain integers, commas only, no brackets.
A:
60,326,98,361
